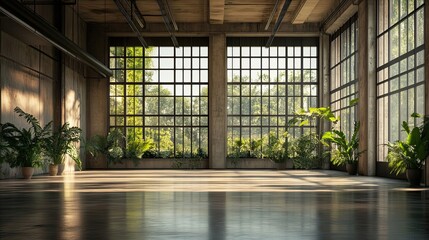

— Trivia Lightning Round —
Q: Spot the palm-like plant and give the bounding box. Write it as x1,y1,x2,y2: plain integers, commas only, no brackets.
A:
43,123,82,169
322,121,360,166
0,107,52,168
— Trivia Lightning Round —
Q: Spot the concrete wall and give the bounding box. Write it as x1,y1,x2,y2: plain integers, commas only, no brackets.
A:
62,6,87,173
0,5,87,178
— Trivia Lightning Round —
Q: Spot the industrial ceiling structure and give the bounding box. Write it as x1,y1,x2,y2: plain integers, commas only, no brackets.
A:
78,0,339,25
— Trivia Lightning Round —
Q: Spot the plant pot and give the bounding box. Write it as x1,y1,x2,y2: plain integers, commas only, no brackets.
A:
49,164,58,176
22,167,34,179
406,169,422,187
346,163,358,175
57,163,65,175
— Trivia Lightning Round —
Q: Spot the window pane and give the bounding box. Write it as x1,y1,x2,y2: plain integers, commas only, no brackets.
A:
109,42,209,158
227,38,318,158
376,1,425,161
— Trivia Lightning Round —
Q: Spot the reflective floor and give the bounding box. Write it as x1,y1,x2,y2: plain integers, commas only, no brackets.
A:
1,170,429,240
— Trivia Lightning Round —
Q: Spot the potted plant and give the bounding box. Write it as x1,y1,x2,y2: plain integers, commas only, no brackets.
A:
86,129,124,167
322,122,361,175
43,123,82,176
386,113,429,187
0,107,51,179
266,132,290,170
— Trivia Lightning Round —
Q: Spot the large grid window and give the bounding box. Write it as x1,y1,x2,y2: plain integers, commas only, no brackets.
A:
109,38,208,158
377,0,425,161
330,14,358,137
227,38,318,156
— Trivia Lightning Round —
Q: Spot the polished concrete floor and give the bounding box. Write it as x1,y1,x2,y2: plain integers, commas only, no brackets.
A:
1,170,428,240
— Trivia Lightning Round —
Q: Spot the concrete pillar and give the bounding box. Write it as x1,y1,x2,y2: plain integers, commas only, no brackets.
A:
425,3,429,187
209,34,227,169
357,0,376,176
320,33,331,170
86,24,109,169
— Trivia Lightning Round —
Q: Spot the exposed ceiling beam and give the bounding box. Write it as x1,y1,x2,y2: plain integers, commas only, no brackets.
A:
322,0,358,34
265,0,281,30
0,0,112,77
291,0,321,24
20,0,76,5
266,0,292,47
209,0,225,24
156,0,179,47
114,0,148,48
103,22,320,37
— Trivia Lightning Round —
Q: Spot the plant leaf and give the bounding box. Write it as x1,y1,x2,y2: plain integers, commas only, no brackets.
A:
406,127,420,146
401,121,411,134
349,98,359,106
411,112,421,118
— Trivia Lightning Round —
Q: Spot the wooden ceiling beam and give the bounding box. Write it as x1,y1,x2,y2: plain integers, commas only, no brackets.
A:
209,0,225,24
291,0,321,24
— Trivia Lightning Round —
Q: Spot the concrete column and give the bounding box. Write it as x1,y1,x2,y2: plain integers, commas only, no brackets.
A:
357,0,376,176
320,33,331,170
425,3,429,187
86,24,109,169
209,34,227,169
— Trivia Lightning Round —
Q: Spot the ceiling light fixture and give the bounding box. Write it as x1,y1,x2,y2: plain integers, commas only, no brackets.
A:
113,0,148,48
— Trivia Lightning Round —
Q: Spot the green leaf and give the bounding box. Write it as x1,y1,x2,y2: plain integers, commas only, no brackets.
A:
411,112,421,118
329,116,339,123
349,98,359,106
298,119,309,127
406,127,420,146
401,121,410,134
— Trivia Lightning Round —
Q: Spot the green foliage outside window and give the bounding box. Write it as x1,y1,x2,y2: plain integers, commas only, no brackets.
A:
110,44,209,158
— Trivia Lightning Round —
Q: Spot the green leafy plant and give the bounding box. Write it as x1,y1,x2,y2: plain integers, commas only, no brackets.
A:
249,138,263,158
43,123,82,169
0,107,52,168
86,129,124,165
290,107,339,127
322,122,360,166
386,113,429,175
265,132,290,164
125,135,155,159
291,133,319,169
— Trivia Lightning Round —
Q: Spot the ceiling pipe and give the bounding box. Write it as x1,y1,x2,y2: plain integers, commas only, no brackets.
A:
266,0,292,47
156,0,179,47
114,0,148,48
0,0,112,77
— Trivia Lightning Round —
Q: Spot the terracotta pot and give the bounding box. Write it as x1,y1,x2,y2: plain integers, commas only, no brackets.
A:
57,163,65,175
346,163,358,175
22,167,34,179
406,169,422,187
49,164,58,176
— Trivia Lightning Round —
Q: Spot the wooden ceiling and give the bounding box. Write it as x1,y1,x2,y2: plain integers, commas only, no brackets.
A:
77,0,339,26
